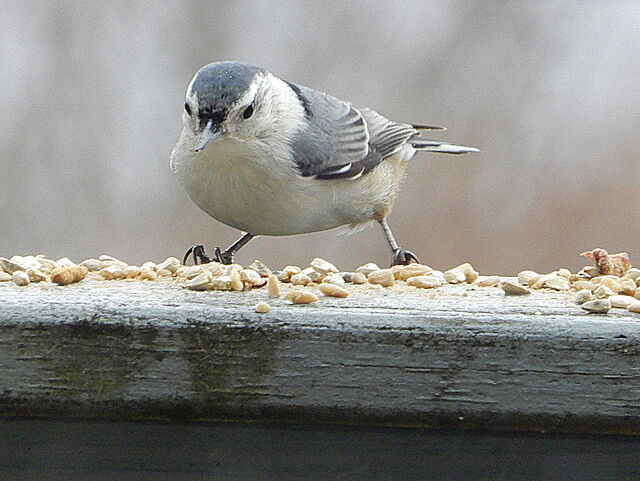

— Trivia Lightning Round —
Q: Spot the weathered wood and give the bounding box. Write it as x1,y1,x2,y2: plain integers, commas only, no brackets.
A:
1,279,639,434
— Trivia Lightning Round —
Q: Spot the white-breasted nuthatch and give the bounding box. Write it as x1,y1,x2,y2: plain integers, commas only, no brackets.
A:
171,61,478,266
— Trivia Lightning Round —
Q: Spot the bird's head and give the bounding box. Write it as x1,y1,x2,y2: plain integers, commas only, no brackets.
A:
183,61,304,152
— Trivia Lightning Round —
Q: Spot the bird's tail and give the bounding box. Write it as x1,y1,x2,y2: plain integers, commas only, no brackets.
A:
411,138,479,154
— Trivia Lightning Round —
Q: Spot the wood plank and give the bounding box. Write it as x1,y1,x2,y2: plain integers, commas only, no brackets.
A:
1,278,639,434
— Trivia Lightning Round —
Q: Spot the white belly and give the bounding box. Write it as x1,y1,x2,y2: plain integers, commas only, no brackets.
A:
172,136,409,236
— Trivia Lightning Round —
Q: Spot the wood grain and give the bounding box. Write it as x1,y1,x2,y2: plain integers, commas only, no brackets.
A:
1,278,639,434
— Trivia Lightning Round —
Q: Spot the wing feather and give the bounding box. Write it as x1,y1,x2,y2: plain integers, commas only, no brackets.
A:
285,83,418,180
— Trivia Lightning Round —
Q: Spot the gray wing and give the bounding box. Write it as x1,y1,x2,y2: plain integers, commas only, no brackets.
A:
286,82,417,180
359,108,418,159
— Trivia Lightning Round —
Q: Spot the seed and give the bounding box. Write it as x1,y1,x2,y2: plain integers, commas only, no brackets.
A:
572,280,596,292
12,271,30,286
202,262,224,276
319,282,350,298
209,275,233,290
398,264,432,281
501,281,531,296
0,257,25,274
156,257,181,274
183,272,212,290
248,260,272,277
0,272,12,282
543,275,570,291
290,273,311,286
302,266,324,282
230,270,244,291
574,289,594,305
11,255,41,270
181,265,204,279
429,271,447,283
121,266,141,278
53,257,75,268
267,274,281,297
391,264,405,279
619,277,636,295
27,269,48,282
284,289,319,304
581,299,611,314
139,269,157,281
626,302,640,313
351,272,367,284
451,263,479,283
322,274,345,286
80,258,102,271
625,268,640,281
609,295,635,309
100,265,125,280
310,257,338,275
51,265,88,285
593,285,614,299
443,268,466,284
340,272,355,283
356,263,380,277
224,264,243,276
578,266,599,278
240,268,263,287
277,265,301,282
367,269,394,287
517,270,541,286
476,275,500,287
599,277,623,294
141,261,158,271
255,301,270,313
407,275,443,289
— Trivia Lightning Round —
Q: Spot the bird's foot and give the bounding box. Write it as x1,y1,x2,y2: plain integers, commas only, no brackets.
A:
183,244,211,265
213,247,234,265
183,245,235,265
391,248,419,266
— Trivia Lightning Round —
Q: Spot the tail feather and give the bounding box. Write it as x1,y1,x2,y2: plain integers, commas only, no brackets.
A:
411,138,479,154
412,124,446,131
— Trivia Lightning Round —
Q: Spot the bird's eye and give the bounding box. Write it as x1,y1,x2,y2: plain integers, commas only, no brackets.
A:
184,102,192,116
242,102,254,119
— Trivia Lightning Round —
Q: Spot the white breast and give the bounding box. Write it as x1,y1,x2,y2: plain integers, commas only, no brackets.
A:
173,133,352,235
170,131,411,236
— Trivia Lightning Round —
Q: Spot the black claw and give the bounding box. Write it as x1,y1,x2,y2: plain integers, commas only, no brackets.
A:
213,247,234,265
183,244,212,265
391,248,420,266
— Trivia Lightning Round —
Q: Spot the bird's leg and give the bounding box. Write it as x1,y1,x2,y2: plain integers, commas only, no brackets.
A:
182,233,256,266
214,233,256,265
378,218,419,266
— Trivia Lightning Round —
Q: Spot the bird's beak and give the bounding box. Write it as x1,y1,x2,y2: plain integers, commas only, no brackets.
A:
580,251,594,260
194,119,223,152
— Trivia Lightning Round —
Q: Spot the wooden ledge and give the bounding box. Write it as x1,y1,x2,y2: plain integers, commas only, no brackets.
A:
1,279,639,434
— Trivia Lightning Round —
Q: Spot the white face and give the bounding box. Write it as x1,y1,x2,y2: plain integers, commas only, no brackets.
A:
182,73,306,147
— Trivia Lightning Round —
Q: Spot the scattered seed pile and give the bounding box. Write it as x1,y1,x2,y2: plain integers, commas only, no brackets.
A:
510,249,639,314
0,248,637,315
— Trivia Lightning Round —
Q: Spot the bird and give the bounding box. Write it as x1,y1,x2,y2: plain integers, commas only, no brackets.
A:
170,61,478,266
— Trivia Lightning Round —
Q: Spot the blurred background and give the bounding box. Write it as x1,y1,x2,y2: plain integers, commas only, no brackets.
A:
2,1,639,274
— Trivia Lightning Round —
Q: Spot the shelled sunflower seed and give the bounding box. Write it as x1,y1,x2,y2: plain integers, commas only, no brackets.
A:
4,248,640,317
